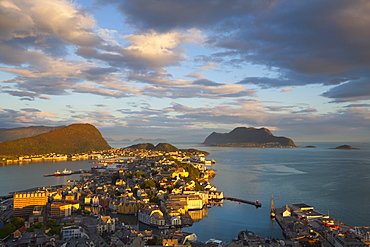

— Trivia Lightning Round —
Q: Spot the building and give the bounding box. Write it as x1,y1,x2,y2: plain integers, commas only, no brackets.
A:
138,206,166,227
28,205,46,224
13,191,49,217
326,231,367,247
355,227,370,243
97,215,116,234
51,202,73,218
117,200,140,214
61,226,89,240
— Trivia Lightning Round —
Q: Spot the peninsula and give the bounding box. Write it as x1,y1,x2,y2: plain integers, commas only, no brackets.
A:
203,127,296,147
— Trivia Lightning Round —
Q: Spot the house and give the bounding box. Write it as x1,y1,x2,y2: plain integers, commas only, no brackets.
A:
138,207,166,227
13,226,26,238
97,215,116,234
170,215,182,226
282,205,291,217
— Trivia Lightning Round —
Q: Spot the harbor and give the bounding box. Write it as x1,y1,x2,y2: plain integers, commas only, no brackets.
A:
271,202,369,246
43,169,82,177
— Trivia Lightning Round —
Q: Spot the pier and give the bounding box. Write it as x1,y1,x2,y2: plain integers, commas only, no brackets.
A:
223,197,262,207
43,170,81,177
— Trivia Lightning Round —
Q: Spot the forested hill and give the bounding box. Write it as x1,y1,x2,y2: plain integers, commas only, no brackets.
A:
0,125,65,142
0,123,111,156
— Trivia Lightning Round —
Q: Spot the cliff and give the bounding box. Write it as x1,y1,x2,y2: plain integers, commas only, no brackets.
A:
0,125,65,142
203,127,296,147
0,123,111,156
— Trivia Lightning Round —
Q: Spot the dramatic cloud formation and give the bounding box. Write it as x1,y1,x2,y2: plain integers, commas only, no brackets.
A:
0,0,369,142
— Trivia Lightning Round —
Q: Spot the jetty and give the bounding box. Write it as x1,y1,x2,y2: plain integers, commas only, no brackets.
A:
223,197,262,207
43,170,82,177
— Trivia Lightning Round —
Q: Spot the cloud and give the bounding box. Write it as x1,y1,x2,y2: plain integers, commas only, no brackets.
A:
280,88,292,93
0,0,101,45
345,104,370,108
292,108,317,114
0,107,60,128
322,79,370,102
97,0,370,102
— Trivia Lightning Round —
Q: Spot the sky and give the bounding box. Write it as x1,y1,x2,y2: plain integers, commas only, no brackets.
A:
1,0,370,143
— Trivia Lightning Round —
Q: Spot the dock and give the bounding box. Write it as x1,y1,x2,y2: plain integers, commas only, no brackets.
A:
43,170,81,177
223,197,262,207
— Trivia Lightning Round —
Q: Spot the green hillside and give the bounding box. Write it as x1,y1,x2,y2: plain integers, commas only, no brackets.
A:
0,123,111,156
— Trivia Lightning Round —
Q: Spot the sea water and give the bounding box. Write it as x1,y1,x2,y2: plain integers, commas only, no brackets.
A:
0,142,369,241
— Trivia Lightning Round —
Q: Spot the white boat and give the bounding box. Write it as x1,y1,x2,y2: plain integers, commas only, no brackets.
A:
54,169,72,176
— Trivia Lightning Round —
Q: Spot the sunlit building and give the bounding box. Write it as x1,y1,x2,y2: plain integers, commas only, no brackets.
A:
13,191,49,218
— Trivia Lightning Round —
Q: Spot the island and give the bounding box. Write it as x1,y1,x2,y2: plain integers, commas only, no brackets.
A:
332,145,359,150
202,127,296,148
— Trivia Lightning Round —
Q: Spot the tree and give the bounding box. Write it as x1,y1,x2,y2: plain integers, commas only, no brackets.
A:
141,179,156,189
34,222,43,229
11,217,25,229
46,219,57,228
0,223,16,239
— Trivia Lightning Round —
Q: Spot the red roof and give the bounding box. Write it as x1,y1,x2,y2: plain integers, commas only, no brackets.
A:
17,226,26,233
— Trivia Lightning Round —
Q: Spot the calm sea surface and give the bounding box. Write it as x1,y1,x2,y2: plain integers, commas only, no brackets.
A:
1,142,369,241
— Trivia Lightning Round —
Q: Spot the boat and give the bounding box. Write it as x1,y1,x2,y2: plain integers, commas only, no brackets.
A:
270,196,276,218
54,169,72,176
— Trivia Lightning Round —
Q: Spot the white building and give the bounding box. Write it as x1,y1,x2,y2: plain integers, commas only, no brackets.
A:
61,226,89,240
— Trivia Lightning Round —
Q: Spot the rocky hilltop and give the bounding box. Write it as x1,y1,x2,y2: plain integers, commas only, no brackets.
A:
203,127,296,147
128,143,210,155
0,125,65,142
0,123,111,156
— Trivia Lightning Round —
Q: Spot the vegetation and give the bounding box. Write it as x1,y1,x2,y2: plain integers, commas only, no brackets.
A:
128,143,155,150
127,143,210,155
0,123,111,157
0,126,65,142
178,162,201,181
141,179,156,189
0,217,25,239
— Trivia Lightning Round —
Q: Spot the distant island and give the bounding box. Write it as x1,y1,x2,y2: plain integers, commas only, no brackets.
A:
305,146,317,148
202,127,296,148
0,123,111,157
331,145,359,150
133,138,167,142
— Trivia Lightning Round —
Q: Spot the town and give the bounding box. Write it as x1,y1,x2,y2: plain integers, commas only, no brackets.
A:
0,147,369,247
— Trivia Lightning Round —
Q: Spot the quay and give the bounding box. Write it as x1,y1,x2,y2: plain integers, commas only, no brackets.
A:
223,197,262,207
43,170,82,177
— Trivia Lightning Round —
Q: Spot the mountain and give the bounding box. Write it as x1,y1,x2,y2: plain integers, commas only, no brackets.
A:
0,126,65,142
0,123,111,156
203,127,296,147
